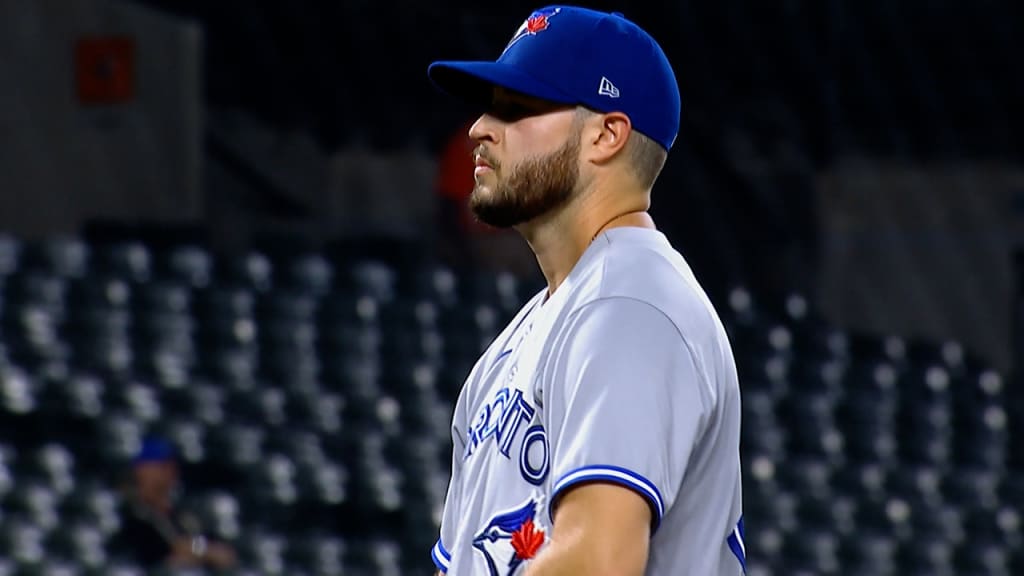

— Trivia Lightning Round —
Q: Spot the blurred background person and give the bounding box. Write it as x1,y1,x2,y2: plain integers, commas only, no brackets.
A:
111,437,238,572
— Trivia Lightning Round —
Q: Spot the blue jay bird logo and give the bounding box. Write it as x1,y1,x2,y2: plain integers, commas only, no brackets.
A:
473,497,547,576
501,7,562,56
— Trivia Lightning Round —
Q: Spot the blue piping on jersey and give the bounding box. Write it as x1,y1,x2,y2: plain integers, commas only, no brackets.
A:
491,347,513,367
550,465,665,533
727,516,746,573
431,538,451,573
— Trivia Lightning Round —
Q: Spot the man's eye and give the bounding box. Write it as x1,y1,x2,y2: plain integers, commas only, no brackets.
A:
490,102,534,122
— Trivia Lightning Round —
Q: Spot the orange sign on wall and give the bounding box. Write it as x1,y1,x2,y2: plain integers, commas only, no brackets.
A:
76,36,136,104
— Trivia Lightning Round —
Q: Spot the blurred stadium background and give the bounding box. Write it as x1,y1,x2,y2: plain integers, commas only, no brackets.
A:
0,0,1022,574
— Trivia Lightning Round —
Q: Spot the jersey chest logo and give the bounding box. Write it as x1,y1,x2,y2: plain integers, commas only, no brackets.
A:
463,385,550,485
473,495,548,576
463,307,550,475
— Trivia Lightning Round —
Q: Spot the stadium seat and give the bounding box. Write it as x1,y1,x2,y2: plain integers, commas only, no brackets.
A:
963,503,1022,553
2,274,70,366
20,559,87,576
318,293,382,366
286,386,345,438
777,456,833,499
748,524,783,572
781,528,840,574
0,365,46,450
297,456,348,509
790,355,845,398
102,563,146,576
954,539,1012,576
91,242,152,284
945,468,1001,508
239,530,288,575
952,402,1009,470
381,326,444,371
195,286,258,353
21,237,91,280
898,537,956,576
999,476,1024,519
344,260,398,302
777,392,843,460
848,331,909,369
281,252,334,297
47,522,108,572
159,417,208,466
0,519,47,566
464,269,528,315
887,465,944,511
258,292,322,384
909,501,965,549
221,250,274,293
836,393,898,464
287,534,347,576
206,422,267,471
37,371,106,436
0,442,16,498
92,411,144,469
379,297,438,331
838,531,897,575
26,444,76,499
59,485,122,539
740,391,786,459
158,245,214,290
202,345,259,391
194,491,243,543
0,234,21,277
907,338,968,376
229,385,290,429
102,564,146,576
346,538,405,576
7,482,61,533
896,383,953,467
405,264,460,308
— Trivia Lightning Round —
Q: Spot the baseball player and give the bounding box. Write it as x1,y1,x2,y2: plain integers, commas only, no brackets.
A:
426,5,744,575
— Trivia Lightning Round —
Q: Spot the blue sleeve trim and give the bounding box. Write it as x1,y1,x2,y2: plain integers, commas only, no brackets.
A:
550,465,666,532
431,538,451,573
727,516,746,573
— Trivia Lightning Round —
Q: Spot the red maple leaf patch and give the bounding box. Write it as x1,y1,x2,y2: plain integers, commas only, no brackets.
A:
511,518,545,560
525,15,550,34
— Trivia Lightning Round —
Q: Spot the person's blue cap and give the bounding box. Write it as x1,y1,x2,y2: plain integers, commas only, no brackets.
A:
134,437,176,465
428,5,681,151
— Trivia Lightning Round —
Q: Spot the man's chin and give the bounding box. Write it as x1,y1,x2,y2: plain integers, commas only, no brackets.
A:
469,203,522,230
471,212,519,230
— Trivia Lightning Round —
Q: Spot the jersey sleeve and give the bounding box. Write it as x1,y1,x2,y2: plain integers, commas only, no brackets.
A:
546,297,710,533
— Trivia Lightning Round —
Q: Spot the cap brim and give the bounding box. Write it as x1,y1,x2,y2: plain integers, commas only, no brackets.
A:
428,61,577,108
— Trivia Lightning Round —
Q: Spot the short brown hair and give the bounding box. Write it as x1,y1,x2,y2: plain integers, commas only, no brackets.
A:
626,130,668,190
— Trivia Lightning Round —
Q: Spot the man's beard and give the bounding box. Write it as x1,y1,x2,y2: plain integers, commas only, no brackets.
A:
469,131,581,229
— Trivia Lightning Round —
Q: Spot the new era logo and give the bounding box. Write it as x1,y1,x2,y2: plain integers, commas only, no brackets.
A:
598,77,620,98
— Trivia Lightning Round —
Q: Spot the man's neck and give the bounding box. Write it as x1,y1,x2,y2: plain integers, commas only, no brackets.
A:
519,187,654,296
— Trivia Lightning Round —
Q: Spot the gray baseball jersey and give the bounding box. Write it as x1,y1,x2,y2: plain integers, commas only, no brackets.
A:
431,227,745,575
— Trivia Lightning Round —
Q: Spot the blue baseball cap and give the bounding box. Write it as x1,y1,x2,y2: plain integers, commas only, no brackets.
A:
428,6,681,151
134,437,176,465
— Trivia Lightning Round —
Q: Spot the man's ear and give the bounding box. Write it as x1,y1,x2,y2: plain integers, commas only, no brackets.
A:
584,111,632,164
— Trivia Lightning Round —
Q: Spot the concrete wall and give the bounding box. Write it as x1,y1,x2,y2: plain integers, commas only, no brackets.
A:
0,0,203,238
816,157,1024,373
